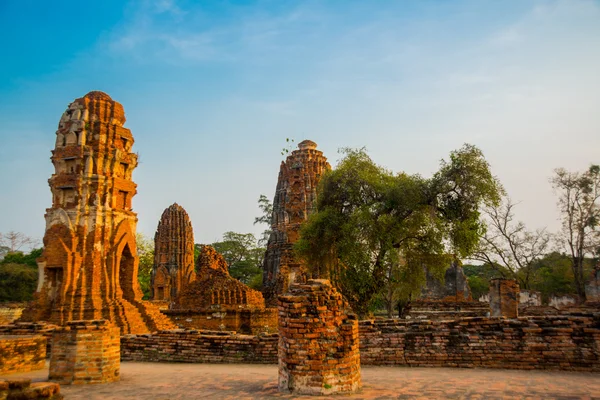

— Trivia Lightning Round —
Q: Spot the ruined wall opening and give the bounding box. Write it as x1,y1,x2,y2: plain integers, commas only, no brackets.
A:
46,267,63,302
119,244,135,301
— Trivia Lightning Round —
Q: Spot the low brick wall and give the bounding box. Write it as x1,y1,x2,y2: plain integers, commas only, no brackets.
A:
0,322,58,356
359,315,600,371
163,307,278,335
120,315,600,371
0,335,46,374
121,329,279,363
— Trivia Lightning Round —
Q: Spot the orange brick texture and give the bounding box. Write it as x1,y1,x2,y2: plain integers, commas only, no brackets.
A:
151,203,196,301
49,320,120,385
119,313,600,372
0,335,46,374
19,91,174,334
166,245,276,333
164,308,278,334
173,245,266,311
277,279,361,395
0,379,62,400
490,278,520,318
121,330,278,363
262,140,331,306
0,322,58,356
359,315,600,371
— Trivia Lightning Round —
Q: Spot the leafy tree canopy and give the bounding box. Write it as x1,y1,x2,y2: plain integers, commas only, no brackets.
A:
211,231,264,288
296,144,502,318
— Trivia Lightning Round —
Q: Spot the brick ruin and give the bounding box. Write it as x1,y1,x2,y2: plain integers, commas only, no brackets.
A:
278,279,361,395
164,245,277,334
0,379,62,400
49,320,120,384
151,203,196,301
0,335,46,374
489,278,520,318
410,260,487,320
262,140,331,306
421,260,473,302
19,91,174,334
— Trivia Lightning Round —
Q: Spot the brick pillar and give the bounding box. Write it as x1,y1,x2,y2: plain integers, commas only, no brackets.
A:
278,279,361,395
49,320,120,384
489,279,519,318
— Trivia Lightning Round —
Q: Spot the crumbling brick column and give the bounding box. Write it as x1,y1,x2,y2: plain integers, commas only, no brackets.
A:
49,320,120,384
278,279,361,395
489,279,519,318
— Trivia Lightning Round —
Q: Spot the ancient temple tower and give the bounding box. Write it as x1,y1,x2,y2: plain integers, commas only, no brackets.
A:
20,91,173,334
151,203,196,301
262,140,331,305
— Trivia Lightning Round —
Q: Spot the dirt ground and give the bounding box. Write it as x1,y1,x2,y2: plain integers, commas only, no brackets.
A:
2,362,599,399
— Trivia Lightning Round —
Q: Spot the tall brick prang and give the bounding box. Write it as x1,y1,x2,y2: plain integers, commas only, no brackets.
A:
151,203,196,301
263,140,331,306
19,91,174,334
278,279,361,395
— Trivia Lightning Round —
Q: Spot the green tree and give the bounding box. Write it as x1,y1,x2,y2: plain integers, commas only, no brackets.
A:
528,252,575,302
551,164,600,299
1,248,42,267
296,145,502,318
136,233,154,299
212,232,264,287
0,246,41,302
254,194,273,246
0,263,37,302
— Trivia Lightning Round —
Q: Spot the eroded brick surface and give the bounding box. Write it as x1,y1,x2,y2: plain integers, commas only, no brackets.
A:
151,203,196,301
18,91,174,334
278,279,361,395
490,278,520,318
49,320,120,385
359,315,600,371
165,245,276,333
0,379,62,400
0,335,46,374
121,330,278,363
262,140,331,306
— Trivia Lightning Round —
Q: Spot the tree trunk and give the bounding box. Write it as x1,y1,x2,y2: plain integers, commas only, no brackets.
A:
572,257,586,301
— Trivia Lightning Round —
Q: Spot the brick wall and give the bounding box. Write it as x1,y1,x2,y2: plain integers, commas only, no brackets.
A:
0,322,57,356
121,330,278,363
359,315,600,371
49,320,120,384
163,308,278,334
278,280,361,395
0,335,46,374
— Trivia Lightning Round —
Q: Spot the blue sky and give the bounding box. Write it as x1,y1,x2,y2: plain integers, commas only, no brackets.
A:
1,0,599,247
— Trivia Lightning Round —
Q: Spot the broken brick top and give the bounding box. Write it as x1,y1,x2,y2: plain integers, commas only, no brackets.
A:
298,139,317,150
172,245,265,310
197,245,228,276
